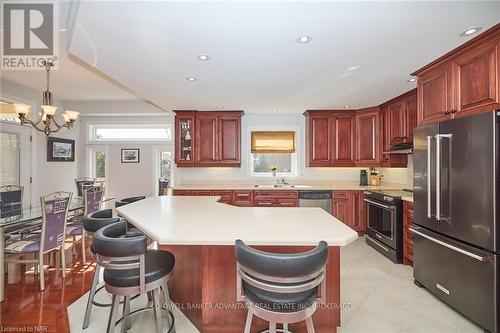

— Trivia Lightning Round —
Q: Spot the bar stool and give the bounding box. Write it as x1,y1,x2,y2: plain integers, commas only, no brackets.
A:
235,239,328,333
115,196,146,208
82,209,121,329
93,221,175,333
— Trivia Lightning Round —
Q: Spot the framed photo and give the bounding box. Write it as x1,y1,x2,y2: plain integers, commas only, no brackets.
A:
47,137,75,162
121,148,140,163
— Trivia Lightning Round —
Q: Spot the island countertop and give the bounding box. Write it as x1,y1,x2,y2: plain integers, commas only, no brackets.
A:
116,196,358,247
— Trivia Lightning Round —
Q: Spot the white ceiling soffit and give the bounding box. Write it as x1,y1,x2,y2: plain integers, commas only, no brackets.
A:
0,1,140,103
67,1,500,114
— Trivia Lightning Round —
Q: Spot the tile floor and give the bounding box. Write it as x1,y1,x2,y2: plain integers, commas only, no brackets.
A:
68,237,484,333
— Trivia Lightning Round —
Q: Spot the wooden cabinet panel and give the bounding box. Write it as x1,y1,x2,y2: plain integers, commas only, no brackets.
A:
195,115,219,165
417,66,453,125
192,190,213,196
455,41,499,115
332,115,355,166
172,190,193,196
231,190,254,207
332,195,350,225
354,191,366,233
254,191,299,207
218,116,241,166
355,108,380,166
403,201,414,265
174,112,196,166
307,115,332,166
275,199,299,207
389,101,405,145
212,190,232,203
404,94,418,143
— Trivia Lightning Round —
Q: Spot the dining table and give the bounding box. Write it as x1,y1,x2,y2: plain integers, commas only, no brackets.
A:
0,196,115,302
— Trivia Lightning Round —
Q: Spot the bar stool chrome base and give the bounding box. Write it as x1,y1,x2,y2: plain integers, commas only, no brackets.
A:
115,304,175,333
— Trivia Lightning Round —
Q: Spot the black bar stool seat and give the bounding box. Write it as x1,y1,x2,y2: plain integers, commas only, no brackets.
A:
243,283,318,313
115,196,146,208
104,249,174,288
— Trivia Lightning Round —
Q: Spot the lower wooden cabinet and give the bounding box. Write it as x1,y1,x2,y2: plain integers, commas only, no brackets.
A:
403,201,414,265
231,190,254,207
254,190,299,207
171,190,193,196
332,191,366,233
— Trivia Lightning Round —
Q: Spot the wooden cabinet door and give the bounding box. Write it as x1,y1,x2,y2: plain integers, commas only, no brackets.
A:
218,116,241,166
307,115,332,166
332,115,355,166
195,114,219,165
403,201,414,265
172,190,193,196
454,41,499,115
404,95,417,143
174,113,196,166
380,107,391,167
354,191,366,233
389,101,406,146
355,108,380,166
332,195,350,226
231,190,254,207
417,66,454,125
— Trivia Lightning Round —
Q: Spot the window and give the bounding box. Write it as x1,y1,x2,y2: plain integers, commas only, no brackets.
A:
95,151,106,178
88,147,107,179
0,132,20,186
89,124,172,142
250,130,297,176
159,151,172,179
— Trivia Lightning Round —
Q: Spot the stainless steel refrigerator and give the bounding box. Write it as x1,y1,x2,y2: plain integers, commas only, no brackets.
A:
413,110,499,333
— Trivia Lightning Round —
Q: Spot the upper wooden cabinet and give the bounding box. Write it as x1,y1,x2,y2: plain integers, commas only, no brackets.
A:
174,110,243,167
413,24,500,125
355,108,380,166
454,40,499,115
305,111,356,167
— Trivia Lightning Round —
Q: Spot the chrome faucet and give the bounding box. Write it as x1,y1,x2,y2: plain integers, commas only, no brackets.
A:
276,177,288,187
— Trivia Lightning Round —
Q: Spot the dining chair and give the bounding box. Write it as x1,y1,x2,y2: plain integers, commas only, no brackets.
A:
75,177,95,197
0,185,23,218
158,178,169,196
66,186,104,264
3,191,72,291
235,239,328,333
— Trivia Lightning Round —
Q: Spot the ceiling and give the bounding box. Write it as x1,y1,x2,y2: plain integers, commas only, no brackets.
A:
3,2,500,114
0,1,137,102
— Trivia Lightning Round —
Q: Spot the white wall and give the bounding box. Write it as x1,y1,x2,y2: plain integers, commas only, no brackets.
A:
76,111,173,198
1,79,81,203
174,113,409,186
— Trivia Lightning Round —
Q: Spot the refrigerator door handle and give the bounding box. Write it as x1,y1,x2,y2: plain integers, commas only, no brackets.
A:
409,227,486,262
426,135,433,218
436,135,442,220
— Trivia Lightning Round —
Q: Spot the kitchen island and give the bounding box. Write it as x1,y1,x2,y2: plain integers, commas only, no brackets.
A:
117,196,358,333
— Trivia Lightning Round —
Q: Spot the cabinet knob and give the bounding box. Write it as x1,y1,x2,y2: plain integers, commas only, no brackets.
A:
444,110,451,115
451,109,457,114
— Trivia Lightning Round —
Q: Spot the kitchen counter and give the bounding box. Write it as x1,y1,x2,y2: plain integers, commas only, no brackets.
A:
116,196,358,246
116,196,355,332
172,180,407,191
402,195,414,203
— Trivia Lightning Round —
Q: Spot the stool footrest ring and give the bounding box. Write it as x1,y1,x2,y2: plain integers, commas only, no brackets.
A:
91,286,141,307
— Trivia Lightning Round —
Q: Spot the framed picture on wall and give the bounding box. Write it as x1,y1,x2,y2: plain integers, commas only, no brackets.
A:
47,137,75,162
121,148,140,163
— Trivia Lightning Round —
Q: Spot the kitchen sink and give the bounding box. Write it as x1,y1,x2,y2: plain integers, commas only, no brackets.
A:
254,184,313,189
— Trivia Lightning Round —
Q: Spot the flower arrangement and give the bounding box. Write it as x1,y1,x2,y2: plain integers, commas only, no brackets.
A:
269,165,278,177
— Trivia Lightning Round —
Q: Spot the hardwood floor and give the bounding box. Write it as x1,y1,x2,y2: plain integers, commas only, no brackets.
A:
0,241,94,332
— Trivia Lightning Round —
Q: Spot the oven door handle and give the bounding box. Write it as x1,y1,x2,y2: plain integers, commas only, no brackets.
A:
364,199,395,210
409,226,486,262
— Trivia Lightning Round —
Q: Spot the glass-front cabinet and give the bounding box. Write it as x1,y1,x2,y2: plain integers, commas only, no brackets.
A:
174,111,196,166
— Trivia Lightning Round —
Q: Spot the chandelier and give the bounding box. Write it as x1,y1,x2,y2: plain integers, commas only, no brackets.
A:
13,59,79,136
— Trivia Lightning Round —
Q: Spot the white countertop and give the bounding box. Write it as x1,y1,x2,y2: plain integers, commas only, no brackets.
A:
173,181,408,191
402,196,414,203
116,196,358,247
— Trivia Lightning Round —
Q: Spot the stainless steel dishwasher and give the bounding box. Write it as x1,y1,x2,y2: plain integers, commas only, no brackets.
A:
298,190,332,214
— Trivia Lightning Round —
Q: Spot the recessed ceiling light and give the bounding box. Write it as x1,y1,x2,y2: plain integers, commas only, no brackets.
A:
198,55,210,61
297,35,312,43
186,77,197,81
460,26,482,37
217,106,224,109
347,66,360,71
272,110,278,113
344,105,351,109
407,78,416,82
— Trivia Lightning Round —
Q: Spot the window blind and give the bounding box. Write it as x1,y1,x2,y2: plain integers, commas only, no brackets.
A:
251,131,295,153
